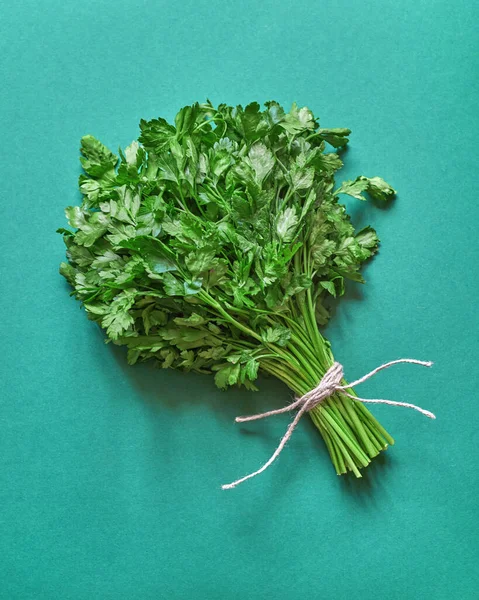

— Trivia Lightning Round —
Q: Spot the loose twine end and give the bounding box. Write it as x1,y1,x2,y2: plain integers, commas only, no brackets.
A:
222,358,435,490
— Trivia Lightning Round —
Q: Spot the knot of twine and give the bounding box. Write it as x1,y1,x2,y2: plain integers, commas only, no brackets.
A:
222,358,435,490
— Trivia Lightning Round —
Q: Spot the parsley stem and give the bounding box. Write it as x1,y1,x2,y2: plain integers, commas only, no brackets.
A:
287,335,323,374
192,118,216,133
339,395,378,456
199,291,263,343
312,414,345,474
354,401,395,446
285,342,322,384
306,287,326,359
261,360,310,395
318,413,362,477
319,404,369,465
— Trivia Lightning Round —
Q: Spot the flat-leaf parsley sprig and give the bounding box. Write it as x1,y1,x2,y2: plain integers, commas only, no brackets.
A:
59,101,399,479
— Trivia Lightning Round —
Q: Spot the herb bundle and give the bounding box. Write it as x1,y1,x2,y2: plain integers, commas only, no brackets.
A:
59,101,398,479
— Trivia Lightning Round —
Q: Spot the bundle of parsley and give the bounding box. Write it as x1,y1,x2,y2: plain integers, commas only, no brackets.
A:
59,101,397,479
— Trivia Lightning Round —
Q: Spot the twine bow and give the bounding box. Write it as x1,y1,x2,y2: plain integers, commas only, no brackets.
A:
222,359,435,490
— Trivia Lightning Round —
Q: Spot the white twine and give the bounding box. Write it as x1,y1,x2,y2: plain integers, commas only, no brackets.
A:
222,359,435,490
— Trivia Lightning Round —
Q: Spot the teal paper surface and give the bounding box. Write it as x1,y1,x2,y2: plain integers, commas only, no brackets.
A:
1,1,478,598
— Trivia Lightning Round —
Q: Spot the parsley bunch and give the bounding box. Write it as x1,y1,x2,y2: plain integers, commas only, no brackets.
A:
59,101,396,477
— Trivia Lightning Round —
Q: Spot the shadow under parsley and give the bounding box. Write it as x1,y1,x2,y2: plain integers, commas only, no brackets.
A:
105,337,338,475
339,450,394,508
105,337,289,425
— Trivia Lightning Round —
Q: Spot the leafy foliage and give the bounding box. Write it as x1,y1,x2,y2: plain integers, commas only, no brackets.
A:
59,101,395,392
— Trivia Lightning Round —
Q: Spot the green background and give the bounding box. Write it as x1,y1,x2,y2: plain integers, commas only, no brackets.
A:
1,1,477,598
